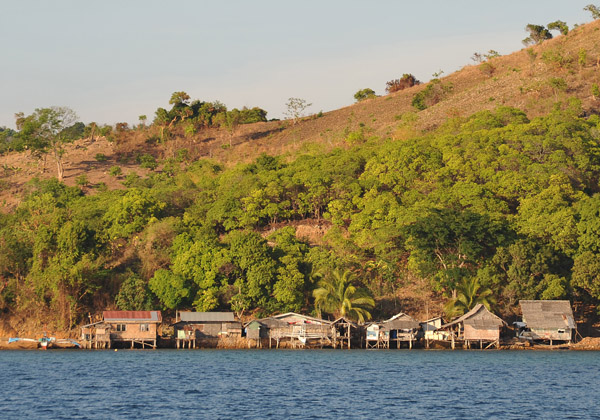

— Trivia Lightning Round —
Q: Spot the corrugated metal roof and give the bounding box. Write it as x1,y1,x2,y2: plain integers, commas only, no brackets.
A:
103,311,162,322
271,312,333,325
520,300,575,330
179,311,235,322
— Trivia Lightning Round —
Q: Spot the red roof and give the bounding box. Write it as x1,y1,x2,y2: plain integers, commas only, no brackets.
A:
103,311,162,322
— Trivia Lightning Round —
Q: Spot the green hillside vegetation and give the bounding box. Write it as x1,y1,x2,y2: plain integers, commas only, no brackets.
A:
3,11,600,333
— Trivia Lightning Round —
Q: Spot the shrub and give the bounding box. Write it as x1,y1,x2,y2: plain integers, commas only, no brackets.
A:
354,88,376,102
109,166,122,177
137,153,158,170
75,174,89,187
479,62,496,77
385,74,420,93
412,79,453,110
95,153,108,162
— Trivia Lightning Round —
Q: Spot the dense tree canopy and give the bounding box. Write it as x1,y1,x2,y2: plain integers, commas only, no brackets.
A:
2,104,600,328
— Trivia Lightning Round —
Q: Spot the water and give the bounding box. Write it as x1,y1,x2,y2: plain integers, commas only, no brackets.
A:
0,349,598,419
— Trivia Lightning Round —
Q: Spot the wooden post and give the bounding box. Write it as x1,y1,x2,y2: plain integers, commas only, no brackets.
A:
451,333,455,350
348,324,351,349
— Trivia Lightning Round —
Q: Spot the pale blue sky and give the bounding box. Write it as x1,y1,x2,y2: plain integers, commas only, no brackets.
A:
0,1,594,128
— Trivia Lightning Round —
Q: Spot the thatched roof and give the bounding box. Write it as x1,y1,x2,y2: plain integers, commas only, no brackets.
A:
440,304,505,330
520,300,576,330
383,313,420,330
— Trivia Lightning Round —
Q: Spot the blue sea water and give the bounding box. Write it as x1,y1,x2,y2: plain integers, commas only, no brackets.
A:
0,349,598,419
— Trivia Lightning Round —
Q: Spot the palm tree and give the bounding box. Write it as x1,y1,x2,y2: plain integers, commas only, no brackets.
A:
445,277,495,318
313,268,375,322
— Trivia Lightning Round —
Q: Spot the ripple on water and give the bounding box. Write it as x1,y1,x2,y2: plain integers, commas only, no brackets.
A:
0,350,599,419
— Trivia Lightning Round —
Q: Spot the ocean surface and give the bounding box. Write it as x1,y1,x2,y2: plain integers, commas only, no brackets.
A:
0,349,598,419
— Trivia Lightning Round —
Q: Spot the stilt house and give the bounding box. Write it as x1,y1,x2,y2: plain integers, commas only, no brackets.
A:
366,313,420,349
81,310,162,349
331,317,361,349
438,304,506,349
251,313,333,348
519,300,576,344
173,311,242,348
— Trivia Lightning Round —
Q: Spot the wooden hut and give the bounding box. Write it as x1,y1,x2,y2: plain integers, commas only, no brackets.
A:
438,304,506,349
419,316,447,348
331,317,361,349
366,313,420,349
83,311,162,349
519,300,576,345
253,313,333,348
173,311,242,348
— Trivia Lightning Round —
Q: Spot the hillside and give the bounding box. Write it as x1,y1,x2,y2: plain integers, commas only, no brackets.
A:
2,19,600,336
3,20,600,210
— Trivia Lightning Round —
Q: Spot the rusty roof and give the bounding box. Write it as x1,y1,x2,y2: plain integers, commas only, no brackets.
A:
103,311,162,322
520,300,576,330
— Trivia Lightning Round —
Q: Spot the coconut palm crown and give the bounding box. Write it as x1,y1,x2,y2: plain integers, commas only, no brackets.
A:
313,268,375,322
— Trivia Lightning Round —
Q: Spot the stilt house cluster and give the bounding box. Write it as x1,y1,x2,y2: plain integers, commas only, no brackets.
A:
80,299,578,350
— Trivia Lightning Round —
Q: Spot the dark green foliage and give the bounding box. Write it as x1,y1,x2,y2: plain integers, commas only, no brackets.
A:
6,104,600,324
548,20,569,36
523,24,553,46
354,88,376,102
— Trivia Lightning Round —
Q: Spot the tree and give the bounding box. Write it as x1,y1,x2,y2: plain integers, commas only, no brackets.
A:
354,88,376,102
15,107,79,181
385,74,420,93
548,20,569,36
584,4,600,19
313,268,374,322
444,277,495,317
522,24,553,46
284,97,312,124
169,91,191,106
138,115,147,128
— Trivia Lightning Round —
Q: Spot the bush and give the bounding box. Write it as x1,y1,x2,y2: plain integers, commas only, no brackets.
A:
386,74,420,93
75,174,89,187
412,79,453,110
137,154,158,170
109,166,122,177
95,153,108,162
354,88,376,102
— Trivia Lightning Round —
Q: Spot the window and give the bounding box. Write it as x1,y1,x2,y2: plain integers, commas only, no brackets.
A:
116,324,126,332
140,324,149,332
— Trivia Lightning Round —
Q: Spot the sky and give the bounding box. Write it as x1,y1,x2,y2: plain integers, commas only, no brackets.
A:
0,1,595,128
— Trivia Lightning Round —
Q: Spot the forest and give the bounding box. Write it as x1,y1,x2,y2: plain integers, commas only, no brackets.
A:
2,99,600,330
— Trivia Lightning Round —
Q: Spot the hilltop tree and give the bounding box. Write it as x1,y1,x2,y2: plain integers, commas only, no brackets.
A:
522,24,553,46
548,20,569,36
385,74,420,93
169,91,191,106
15,106,79,182
354,88,376,102
584,4,600,19
285,97,312,124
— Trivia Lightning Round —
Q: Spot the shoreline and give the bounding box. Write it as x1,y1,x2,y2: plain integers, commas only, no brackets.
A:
2,336,599,351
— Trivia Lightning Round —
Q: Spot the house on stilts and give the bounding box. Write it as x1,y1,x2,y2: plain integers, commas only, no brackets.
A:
172,311,242,349
80,310,162,349
366,313,420,349
518,300,577,345
437,304,506,349
247,313,333,348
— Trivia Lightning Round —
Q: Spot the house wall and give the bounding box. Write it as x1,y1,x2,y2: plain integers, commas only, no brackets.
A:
531,328,572,341
464,325,499,341
109,322,158,341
